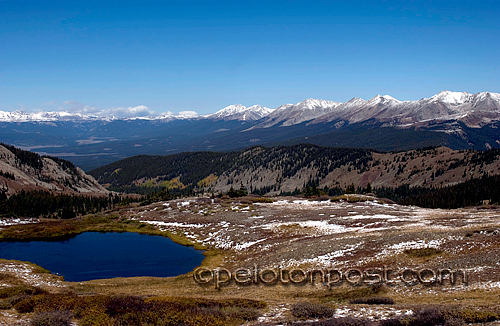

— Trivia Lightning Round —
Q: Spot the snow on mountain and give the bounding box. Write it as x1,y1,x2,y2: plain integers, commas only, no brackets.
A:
310,97,366,124
366,94,402,105
0,109,201,123
251,98,342,128
308,91,500,127
206,104,273,121
1,91,498,128
429,90,474,105
344,94,403,123
310,94,402,125
0,110,104,122
392,91,500,127
126,111,200,121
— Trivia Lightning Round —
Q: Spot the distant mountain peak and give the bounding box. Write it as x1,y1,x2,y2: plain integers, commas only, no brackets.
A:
429,90,473,105
368,94,401,104
206,104,273,121
297,98,342,109
249,98,342,129
212,104,248,115
345,97,366,103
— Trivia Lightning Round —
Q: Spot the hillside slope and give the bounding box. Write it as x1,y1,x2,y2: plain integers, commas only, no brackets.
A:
0,143,109,197
89,144,500,196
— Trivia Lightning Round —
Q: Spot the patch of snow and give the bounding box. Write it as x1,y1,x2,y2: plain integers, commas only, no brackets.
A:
387,239,444,251
0,218,39,226
140,221,205,228
262,220,348,235
234,238,266,250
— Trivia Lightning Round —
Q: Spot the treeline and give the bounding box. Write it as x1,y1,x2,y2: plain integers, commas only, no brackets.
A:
0,190,125,219
108,184,194,196
375,175,500,209
138,187,197,205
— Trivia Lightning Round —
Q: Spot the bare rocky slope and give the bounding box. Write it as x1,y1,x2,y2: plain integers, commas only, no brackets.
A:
0,143,109,197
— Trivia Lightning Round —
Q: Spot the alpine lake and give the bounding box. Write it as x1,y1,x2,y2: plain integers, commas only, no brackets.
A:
0,231,205,281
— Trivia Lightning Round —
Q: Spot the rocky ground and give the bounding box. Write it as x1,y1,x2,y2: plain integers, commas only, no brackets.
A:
131,195,500,282
1,195,500,325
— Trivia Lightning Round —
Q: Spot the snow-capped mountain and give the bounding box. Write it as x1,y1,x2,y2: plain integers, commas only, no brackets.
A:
309,91,500,128
0,109,202,123
3,91,499,127
250,98,342,129
0,110,104,122
206,104,273,121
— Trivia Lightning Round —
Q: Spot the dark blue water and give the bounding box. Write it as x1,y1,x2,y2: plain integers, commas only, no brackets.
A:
0,232,205,282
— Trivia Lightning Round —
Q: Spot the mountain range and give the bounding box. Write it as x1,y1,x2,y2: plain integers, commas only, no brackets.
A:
1,91,499,170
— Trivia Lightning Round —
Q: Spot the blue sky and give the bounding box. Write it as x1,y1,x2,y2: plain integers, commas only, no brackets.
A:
1,0,499,116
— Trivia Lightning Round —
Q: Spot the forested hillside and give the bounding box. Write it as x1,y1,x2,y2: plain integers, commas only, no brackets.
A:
89,144,500,199
89,145,372,194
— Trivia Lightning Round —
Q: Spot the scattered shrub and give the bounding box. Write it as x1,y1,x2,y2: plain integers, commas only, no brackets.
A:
0,285,43,298
443,318,466,326
14,295,39,313
313,195,331,202
403,247,442,257
457,309,498,323
105,295,151,317
30,310,73,326
14,293,265,326
378,318,406,326
79,306,112,326
363,307,498,326
411,308,447,326
250,197,274,203
0,299,11,310
291,301,335,319
349,297,394,305
380,307,480,326
224,306,261,321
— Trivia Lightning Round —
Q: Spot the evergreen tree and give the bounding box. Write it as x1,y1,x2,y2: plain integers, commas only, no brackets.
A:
346,183,356,194
366,182,372,194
